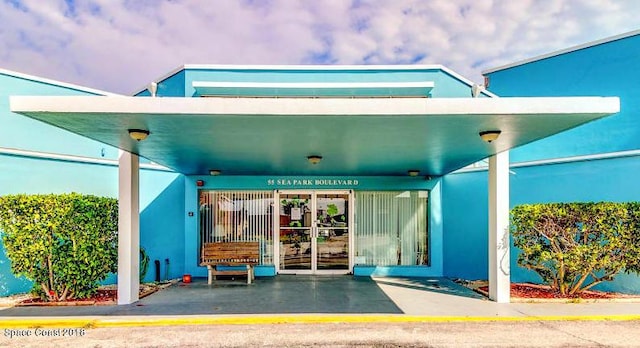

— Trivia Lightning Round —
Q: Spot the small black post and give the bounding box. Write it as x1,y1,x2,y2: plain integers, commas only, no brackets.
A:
154,260,161,282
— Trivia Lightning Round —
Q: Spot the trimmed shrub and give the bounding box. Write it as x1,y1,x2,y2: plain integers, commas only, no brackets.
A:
511,202,640,296
140,247,150,283
0,193,118,301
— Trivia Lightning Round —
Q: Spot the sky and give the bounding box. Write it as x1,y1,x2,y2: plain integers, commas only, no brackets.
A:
1,0,639,95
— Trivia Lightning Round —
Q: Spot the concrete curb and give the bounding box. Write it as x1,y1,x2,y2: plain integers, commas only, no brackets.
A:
2,314,640,328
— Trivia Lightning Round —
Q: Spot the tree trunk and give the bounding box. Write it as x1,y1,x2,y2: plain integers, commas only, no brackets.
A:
40,283,52,301
47,254,56,301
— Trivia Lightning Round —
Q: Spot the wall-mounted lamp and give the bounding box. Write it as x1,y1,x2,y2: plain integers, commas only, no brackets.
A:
479,130,501,143
148,82,158,97
128,129,150,141
307,155,322,165
471,83,485,98
408,170,420,177
209,169,221,176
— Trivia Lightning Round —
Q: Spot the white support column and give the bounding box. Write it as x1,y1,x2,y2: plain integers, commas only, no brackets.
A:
488,150,510,303
118,151,140,305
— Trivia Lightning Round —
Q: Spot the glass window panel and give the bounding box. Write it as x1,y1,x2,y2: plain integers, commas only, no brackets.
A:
354,191,429,266
199,190,274,265
316,193,350,270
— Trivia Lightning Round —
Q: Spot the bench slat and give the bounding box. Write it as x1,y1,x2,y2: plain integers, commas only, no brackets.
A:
201,242,260,285
210,270,250,276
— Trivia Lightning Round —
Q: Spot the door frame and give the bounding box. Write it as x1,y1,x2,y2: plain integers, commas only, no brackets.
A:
274,189,354,275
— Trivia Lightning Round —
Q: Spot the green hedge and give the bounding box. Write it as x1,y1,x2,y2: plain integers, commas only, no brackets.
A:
0,193,118,301
511,202,640,295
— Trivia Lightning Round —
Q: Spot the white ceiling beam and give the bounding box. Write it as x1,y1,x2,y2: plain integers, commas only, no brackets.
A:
10,96,620,117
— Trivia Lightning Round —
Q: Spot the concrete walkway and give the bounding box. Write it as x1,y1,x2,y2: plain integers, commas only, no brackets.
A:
1,276,639,327
373,277,640,318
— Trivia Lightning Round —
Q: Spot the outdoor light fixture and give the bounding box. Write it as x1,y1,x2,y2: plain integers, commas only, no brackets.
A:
307,155,322,165
408,170,420,177
147,82,158,97
471,83,485,98
128,129,150,141
479,130,501,143
209,169,221,176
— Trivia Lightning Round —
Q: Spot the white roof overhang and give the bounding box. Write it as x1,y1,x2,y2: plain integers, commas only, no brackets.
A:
10,96,619,176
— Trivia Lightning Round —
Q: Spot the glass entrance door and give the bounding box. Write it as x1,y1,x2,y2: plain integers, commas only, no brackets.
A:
277,190,352,274
277,192,313,271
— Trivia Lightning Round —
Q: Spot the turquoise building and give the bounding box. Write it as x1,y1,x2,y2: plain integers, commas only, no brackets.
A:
1,30,635,303
0,69,185,297
443,29,640,294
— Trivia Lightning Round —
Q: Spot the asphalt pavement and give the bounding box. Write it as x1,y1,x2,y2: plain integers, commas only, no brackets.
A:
2,276,640,347
3,321,640,347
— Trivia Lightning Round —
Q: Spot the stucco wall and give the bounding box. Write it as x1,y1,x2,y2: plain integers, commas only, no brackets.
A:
182,66,477,98
445,32,640,294
0,154,186,296
0,72,186,296
484,33,640,161
443,153,640,294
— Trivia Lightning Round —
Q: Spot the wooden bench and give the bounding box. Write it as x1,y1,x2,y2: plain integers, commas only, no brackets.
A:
200,242,260,284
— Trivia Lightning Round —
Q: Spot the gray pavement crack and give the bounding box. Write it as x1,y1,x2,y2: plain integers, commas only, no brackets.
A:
534,320,608,347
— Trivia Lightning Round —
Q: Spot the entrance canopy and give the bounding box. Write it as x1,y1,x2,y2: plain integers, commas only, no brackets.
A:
10,96,619,176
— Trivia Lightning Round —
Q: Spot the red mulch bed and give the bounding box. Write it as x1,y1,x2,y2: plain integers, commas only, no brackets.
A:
18,289,117,306
478,283,622,299
16,283,167,306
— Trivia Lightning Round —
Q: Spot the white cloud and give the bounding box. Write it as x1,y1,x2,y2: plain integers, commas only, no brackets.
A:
0,0,638,94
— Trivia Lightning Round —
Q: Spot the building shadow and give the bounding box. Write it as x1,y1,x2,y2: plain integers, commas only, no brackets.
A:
372,276,486,300
0,275,404,316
